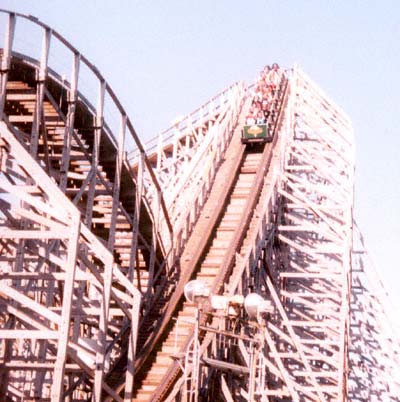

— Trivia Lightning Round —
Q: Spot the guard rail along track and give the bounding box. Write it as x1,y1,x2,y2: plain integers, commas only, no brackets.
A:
124,73,289,401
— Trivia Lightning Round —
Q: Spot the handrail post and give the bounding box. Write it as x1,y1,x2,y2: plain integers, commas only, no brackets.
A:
30,26,51,158
0,12,15,119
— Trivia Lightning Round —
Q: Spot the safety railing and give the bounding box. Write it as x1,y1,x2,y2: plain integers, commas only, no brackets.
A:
172,82,245,253
127,81,241,163
152,81,246,255
0,9,173,250
130,81,246,243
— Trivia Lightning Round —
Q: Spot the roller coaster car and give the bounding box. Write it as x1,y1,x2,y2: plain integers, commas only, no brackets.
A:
241,123,272,144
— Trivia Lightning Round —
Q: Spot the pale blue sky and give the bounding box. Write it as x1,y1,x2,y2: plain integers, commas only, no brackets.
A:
1,0,399,308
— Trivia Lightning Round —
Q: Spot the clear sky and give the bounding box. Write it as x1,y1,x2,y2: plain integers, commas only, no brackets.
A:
1,0,399,309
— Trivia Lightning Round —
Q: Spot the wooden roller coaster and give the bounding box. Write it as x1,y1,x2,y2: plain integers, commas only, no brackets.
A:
1,9,400,402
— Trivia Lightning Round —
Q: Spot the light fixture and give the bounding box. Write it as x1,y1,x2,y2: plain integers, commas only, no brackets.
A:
244,293,273,320
184,280,210,305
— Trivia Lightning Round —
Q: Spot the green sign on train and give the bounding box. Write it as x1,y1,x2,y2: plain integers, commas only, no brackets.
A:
241,123,272,144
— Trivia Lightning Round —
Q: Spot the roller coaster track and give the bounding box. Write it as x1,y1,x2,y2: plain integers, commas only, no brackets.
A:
1,9,400,402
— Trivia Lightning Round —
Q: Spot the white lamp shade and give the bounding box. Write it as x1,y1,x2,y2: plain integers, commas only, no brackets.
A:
184,280,210,304
244,293,272,318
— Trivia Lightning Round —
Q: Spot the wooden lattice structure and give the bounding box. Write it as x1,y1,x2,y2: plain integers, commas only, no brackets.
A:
0,9,399,402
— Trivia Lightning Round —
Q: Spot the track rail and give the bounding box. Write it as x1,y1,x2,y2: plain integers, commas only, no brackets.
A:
126,76,288,402
134,145,267,402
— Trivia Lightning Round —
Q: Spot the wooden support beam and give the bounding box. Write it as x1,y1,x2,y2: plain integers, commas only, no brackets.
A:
124,289,141,401
50,213,80,402
59,52,80,193
30,27,51,158
107,114,126,250
0,330,58,339
0,282,62,325
85,79,105,228
0,13,16,118
1,362,82,371
129,152,143,285
93,257,113,402
0,229,70,239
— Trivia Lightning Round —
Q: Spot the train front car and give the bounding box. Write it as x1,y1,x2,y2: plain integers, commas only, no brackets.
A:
242,63,286,145
241,122,272,144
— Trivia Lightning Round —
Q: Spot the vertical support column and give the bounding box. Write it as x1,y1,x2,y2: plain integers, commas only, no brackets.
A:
124,288,142,401
172,125,179,175
185,126,190,163
220,91,225,109
51,212,80,402
30,27,51,157
124,151,144,399
248,340,260,402
0,12,16,119
208,99,215,128
59,52,80,192
128,151,144,284
156,132,163,174
107,114,126,250
93,257,113,402
145,189,160,303
85,80,105,228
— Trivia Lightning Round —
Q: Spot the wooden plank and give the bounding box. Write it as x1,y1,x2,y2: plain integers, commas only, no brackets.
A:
7,115,34,123
2,362,81,371
0,283,62,325
280,272,341,279
94,258,113,402
0,330,58,339
5,93,37,101
124,289,141,401
1,271,92,281
0,229,70,239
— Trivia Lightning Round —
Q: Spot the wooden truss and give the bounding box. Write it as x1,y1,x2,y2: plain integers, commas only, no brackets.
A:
0,9,173,401
130,82,247,254
163,67,358,402
1,8,399,402
349,224,400,401
274,67,355,401
0,121,141,401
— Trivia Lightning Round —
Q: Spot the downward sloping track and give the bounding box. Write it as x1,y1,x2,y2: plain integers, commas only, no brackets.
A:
128,76,288,402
